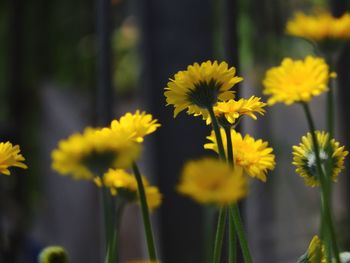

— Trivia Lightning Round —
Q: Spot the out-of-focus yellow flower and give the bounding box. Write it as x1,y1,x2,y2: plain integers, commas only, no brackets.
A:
110,110,161,143
177,158,247,205
292,131,348,187
0,141,27,176
200,96,266,126
51,128,140,180
297,236,325,263
205,129,275,182
164,60,243,117
96,169,162,210
263,56,333,105
39,246,68,263
287,11,350,42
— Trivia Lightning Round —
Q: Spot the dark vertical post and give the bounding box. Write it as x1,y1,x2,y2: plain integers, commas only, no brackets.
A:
329,0,350,249
224,0,240,72
139,0,213,262
223,1,244,261
96,0,113,126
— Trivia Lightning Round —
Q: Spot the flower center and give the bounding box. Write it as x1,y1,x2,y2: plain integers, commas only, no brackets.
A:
187,79,222,108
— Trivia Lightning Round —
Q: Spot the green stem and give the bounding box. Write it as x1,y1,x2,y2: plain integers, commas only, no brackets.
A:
212,207,227,263
101,186,114,263
224,127,234,167
228,208,237,263
224,126,237,263
301,103,341,263
208,107,226,161
132,162,157,261
327,85,334,139
230,205,253,263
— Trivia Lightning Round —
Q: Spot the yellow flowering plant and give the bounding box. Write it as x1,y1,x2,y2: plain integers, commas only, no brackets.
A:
51,111,162,263
264,23,348,261
165,59,276,263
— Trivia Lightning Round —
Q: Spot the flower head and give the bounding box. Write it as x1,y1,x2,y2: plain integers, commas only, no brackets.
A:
297,236,325,263
201,96,266,126
0,141,27,176
177,158,247,205
96,169,162,210
39,246,68,263
111,110,161,143
263,56,333,105
287,11,350,42
204,129,275,182
292,131,348,187
51,128,140,180
165,60,243,117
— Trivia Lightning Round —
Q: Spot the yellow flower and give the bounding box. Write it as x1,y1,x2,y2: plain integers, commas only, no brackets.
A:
263,56,333,105
298,236,325,263
96,169,162,210
164,60,243,117
287,11,350,42
292,131,348,187
177,158,247,205
51,128,140,180
39,246,68,263
201,96,266,126
0,141,27,176
110,110,161,143
204,129,275,182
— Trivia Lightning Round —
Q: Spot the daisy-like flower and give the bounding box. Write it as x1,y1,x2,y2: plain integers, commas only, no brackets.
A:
297,236,325,263
110,110,161,143
263,56,334,106
201,96,266,126
177,158,247,205
292,131,348,187
0,141,28,176
51,128,140,180
287,11,350,42
164,60,243,117
39,246,68,263
96,169,162,210
204,129,275,182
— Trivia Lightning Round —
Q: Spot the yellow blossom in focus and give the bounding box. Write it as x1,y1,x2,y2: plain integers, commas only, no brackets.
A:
292,131,348,187
297,236,325,263
110,110,161,143
177,158,247,205
97,169,162,210
263,56,333,105
204,129,275,182
51,128,140,180
0,141,27,176
164,60,243,117
287,11,350,42
201,96,266,125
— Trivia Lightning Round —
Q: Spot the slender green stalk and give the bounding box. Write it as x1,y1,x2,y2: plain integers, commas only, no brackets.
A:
326,85,334,139
230,205,253,263
228,208,237,263
208,107,226,160
132,162,157,261
224,127,234,167
101,186,114,263
301,103,341,263
224,126,237,263
204,207,215,263
212,207,227,263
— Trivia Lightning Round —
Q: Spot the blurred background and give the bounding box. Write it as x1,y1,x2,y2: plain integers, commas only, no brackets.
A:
0,0,350,262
